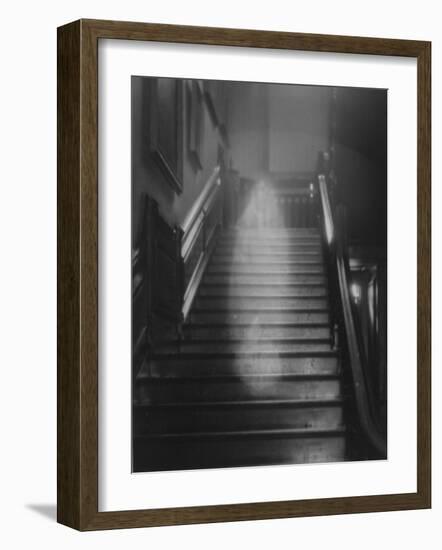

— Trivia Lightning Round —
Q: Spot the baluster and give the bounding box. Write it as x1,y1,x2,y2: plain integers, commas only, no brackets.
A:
284,196,289,228
301,196,307,227
288,196,293,227
285,196,289,227
273,195,278,227
279,196,283,228
333,323,339,351
295,197,300,228
264,192,270,227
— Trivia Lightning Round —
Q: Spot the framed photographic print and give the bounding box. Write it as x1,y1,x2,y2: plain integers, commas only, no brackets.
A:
57,19,431,530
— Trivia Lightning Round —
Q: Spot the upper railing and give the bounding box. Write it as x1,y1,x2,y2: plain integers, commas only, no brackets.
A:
233,176,317,228
317,154,387,458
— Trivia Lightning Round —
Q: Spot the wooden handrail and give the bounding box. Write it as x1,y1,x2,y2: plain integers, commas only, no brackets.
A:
318,171,386,457
180,165,223,321
181,166,220,237
318,174,334,245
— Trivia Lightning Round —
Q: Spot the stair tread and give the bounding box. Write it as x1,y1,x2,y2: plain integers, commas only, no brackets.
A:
218,244,322,248
207,269,325,275
196,301,328,311
215,247,322,253
207,269,323,274
211,260,323,265
219,235,321,240
220,231,321,234
192,307,329,313
191,313,329,324
152,349,338,359
185,322,329,328
138,372,340,382
198,294,325,300
159,337,331,347
135,426,346,440
212,252,322,257
136,397,343,409
202,281,326,286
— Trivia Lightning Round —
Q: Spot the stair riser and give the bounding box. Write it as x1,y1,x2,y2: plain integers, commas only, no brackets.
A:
203,274,327,285
137,379,341,404
208,264,324,274
184,325,330,340
199,286,327,298
156,341,332,354
210,260,322,268
219,236,321,244
223,229,320,236
216,245,322,254
212,253,322,263
190,311,329,325
135,405,344,433
196,297,328,310
133,434,346,471
211,260,323,268
148,355,339,377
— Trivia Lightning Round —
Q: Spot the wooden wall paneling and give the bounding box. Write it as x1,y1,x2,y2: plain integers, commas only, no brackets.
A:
186,80,204,171
149,78,184,194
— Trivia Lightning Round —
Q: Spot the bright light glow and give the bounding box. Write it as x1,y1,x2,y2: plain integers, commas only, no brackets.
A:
318,175,334,244
350,282,361,302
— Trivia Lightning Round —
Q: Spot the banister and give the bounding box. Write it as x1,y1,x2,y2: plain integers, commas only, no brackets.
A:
318,174,334,245
180,165,223,322
335,235,387,456
317,168,386,458
181,165,221,237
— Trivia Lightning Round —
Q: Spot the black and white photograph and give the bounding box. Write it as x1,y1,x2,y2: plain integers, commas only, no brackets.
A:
131,76,387,472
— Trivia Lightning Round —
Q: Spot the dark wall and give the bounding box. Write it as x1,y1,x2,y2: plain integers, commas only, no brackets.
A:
131,77,228,246
332,87,387,247
333,87,388,427
227,82,332,180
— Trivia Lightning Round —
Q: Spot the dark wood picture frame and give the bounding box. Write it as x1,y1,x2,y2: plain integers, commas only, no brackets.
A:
57,19,431,531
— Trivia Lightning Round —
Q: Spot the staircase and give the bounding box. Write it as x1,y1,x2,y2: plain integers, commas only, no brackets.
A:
133,227,346,472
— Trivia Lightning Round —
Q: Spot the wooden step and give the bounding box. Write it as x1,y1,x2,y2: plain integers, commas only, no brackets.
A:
190,309,329,325
203,273,327,286
219,234,321,243
196,296,328,310
198,284,327,298
133,427,346,471
155,338,332,354
203,273,326,285
217,241,322,251
207,263,324,274
210,258,324,267
184,323,330,340
136,373,341,404
212,252,322,262
146,352,340,377
134,398,344,433
215,243,322,254
223,228,320,237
